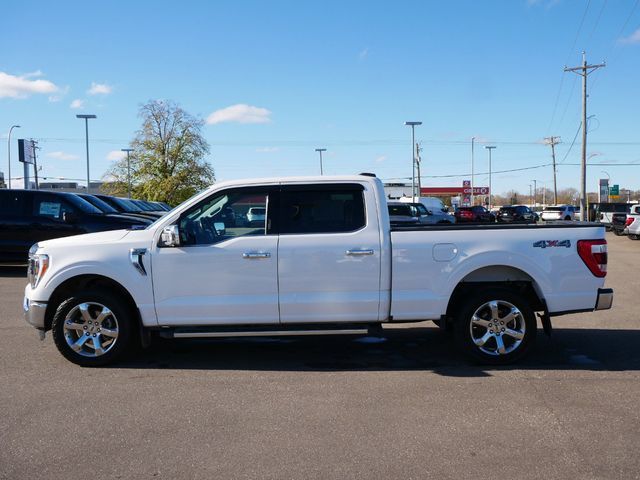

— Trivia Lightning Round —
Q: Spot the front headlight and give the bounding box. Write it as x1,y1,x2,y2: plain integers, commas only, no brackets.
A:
28,245,49,289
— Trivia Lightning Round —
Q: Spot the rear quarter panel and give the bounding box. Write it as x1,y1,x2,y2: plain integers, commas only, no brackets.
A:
390,225,606,320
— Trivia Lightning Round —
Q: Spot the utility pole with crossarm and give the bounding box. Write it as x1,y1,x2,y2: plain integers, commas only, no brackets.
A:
564,52,605,220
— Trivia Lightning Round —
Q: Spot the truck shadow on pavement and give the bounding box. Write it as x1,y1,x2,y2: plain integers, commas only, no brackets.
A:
119,327,640,376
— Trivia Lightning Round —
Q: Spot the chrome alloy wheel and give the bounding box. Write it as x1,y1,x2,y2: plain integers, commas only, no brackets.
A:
63,302,119,357
469,300,526,356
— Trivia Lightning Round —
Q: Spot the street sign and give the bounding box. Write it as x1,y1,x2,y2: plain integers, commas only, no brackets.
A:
610,185,619,196
18,139,36,165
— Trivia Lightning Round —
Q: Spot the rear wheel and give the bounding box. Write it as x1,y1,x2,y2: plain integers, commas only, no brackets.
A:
52,290,133,367
454,288,536,365
630,234,640,240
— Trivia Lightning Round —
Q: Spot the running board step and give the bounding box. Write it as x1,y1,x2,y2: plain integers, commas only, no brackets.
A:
158,323,383,339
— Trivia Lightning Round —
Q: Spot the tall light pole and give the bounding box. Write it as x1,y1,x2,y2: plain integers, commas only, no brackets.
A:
76,114,97,193
121,148,134,198
315,148,326,175
531,179,538,206
471,136,475,206
404,121,422,199
7,125,20,189
485,145,496,209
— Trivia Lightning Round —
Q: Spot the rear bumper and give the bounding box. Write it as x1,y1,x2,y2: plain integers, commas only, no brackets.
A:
23,296,47,329
595,288,614,311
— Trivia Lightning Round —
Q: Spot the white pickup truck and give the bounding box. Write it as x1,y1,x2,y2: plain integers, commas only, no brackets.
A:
24,174,613,366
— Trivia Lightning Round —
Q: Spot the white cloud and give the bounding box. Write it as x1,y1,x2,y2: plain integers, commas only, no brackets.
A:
0,71,59,99
375,155,387,163
70,99,85,109
87,82,113,95
256,147,279,153
358,48,369,60
620,28,640,45
106,150,126,161
206,104,272,125
46,151,79,161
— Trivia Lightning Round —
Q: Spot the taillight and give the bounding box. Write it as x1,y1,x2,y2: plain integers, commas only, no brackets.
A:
577,239,607,278
625,217,635,227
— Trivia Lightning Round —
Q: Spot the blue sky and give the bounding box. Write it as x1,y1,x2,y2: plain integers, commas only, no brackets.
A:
2,0,639,196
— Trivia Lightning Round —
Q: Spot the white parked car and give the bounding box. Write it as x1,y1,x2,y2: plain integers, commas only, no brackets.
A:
625,205,640,240
23,175,612,366
541,205,576,221
245,207,266,226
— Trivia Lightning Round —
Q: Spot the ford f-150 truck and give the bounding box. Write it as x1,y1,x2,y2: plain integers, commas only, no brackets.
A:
23,174,613,366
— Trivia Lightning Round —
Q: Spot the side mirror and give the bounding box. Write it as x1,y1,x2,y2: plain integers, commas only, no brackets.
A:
426,209,434,215
62,211,77,224
160,224,181,247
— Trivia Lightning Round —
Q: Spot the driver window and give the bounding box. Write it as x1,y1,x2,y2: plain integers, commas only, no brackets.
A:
179,189,268,246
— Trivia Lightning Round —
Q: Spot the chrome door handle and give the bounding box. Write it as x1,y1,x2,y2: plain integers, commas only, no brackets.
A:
346,249,374,256
242,252,271,259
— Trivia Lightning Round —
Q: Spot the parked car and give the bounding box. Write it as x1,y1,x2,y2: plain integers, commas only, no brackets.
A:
596,202,631,229
74,194,154,225
388,202,455,225
0,189,147,262
24,174,612,367
540,205,576,221
496,205,538,224
454,206,495,223
94,195,163,220
245,206,266,226
624,205,640,240
387,202,419,225
611,212,629,236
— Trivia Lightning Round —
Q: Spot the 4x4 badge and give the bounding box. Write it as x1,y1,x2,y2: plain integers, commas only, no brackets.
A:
533,240,571,249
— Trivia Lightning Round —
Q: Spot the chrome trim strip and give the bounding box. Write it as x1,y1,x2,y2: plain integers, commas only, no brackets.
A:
129,248,148,276
173,329,369,338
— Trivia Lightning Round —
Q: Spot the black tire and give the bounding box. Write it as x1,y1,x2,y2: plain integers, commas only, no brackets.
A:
630,234,640,241
613,228,623,236
454,287,536,365
51,289,133,367
564,216,571,221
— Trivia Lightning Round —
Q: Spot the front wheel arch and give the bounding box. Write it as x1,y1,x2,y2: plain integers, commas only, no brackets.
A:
45,275,140,333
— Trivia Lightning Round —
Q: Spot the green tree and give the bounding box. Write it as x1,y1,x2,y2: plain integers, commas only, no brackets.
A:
104,100,215,205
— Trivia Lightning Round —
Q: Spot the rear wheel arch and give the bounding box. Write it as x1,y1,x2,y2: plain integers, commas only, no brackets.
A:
444,266,545,322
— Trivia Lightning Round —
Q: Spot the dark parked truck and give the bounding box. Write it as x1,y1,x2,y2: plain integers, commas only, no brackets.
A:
23,175,613,366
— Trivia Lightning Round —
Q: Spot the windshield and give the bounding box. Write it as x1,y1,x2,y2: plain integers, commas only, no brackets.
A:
65,194,103,215
544,207,565,212
79,195,119,213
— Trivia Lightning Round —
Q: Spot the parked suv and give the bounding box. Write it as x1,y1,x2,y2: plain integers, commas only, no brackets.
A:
0,189,148,262
496,205,538,224
388,202,455,225
454,206,495,223
540,205,576,221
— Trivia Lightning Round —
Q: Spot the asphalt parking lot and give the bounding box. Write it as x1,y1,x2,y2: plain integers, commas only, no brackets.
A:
1,232,639,480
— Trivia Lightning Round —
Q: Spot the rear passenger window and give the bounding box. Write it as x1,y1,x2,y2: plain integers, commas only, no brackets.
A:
279,185,365,234
0,192,25,215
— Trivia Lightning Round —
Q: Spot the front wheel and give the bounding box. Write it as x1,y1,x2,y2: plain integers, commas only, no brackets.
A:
454,288,536,365
630,234,640,240
51,290,133,367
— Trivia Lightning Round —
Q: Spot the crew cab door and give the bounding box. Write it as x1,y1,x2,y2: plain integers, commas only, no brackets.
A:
151,186,280,326
277,183,382,323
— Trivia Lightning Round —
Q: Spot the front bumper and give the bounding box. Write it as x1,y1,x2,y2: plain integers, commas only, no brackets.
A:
23,296,47,329
595,288,614,311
